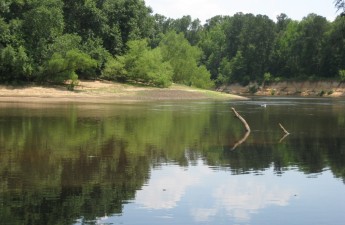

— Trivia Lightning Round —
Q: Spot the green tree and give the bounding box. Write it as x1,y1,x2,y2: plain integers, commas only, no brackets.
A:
0,45,32,82
43,49,97,89
203,13,276,84
102,39,173,87
22,0,65,64
295,14,330,78
339,70,345,81
102,56,128,82
101,0,155,54
323,16,345,77
160,32,214,88
63,0,107,39
133,47,173,87
198,18,227,80
227,51,247,84
271,20,300,78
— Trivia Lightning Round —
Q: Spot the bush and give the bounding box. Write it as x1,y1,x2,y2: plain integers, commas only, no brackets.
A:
43,49,97,89
339,70,345,82
248,85,258,94
102,40,173,87
102,56,128,82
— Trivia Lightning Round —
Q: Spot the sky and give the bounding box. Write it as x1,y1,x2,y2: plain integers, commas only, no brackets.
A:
144,0,338,23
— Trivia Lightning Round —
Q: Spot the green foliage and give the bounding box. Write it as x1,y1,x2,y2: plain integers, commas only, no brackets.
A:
339,70,345,81
228,51,246,83
46,34,82,57
102,56,128,82
262,72,272,86
133,47,173,87
102,40,173,87
1,1,345,88
160,32,213,88
0,45,32,82
264,72,272,82
43,49,97,88
22,0,65,62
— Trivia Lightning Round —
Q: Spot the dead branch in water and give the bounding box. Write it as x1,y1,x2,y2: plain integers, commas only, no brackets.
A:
279,123,289,135
278,123,290,143
231,107,250,132
231,107,251,150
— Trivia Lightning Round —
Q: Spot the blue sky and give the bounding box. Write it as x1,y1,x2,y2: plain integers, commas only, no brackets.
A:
145,0,338,23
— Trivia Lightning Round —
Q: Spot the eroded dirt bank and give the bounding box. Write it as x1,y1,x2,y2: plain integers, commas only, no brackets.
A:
219,81,345,97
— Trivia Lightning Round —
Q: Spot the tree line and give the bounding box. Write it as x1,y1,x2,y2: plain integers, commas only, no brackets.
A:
0,0,344,89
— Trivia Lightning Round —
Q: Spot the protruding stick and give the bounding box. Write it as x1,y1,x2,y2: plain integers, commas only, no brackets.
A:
279,123,289,135
231,107,251,132
231,107,251,150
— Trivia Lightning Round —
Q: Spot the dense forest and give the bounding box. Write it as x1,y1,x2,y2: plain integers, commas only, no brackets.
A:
0,0,345,89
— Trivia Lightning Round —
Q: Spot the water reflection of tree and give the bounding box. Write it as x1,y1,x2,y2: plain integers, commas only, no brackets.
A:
0,103,345,224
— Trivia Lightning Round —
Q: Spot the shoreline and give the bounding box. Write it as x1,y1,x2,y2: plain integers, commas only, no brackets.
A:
219,81,345,97
2,80,343,104
0,80,246,103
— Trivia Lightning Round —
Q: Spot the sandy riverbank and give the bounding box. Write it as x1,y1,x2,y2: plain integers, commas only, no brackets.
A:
219,81,345,97
0,80,246,103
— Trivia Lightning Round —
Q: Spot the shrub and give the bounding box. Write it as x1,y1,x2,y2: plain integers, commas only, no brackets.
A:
339,70,345,82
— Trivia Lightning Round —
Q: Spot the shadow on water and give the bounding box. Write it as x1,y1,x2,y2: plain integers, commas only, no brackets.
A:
0,97,345,224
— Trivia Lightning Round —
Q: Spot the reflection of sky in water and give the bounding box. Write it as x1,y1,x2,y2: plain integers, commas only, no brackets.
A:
93,161,345,225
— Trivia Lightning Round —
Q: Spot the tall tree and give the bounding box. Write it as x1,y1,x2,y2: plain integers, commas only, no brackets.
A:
22,0,64,64
324,16,345,77
295,14,330,78
160,32,213,88
198,17,227,80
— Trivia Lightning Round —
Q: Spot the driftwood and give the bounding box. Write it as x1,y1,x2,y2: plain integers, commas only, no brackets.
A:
231,107,251,150
278,123,290,143
279,123,289,135
231,108,250,132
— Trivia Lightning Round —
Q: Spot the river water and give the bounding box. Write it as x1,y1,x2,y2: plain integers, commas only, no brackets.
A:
0,97,344,225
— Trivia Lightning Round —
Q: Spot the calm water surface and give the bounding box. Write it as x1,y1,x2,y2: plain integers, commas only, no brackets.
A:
0,97,345,225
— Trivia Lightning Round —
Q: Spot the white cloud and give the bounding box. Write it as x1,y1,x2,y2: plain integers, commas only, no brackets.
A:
191,208,217,222
134,162,297,223
135,165,200,209
211,179,295,222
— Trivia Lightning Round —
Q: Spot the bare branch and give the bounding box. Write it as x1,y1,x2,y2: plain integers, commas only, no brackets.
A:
279,123,289,135
231,107,250,132
231,107,251,150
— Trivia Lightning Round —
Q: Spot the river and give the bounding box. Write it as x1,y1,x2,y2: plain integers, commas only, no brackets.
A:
0,97,344,225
